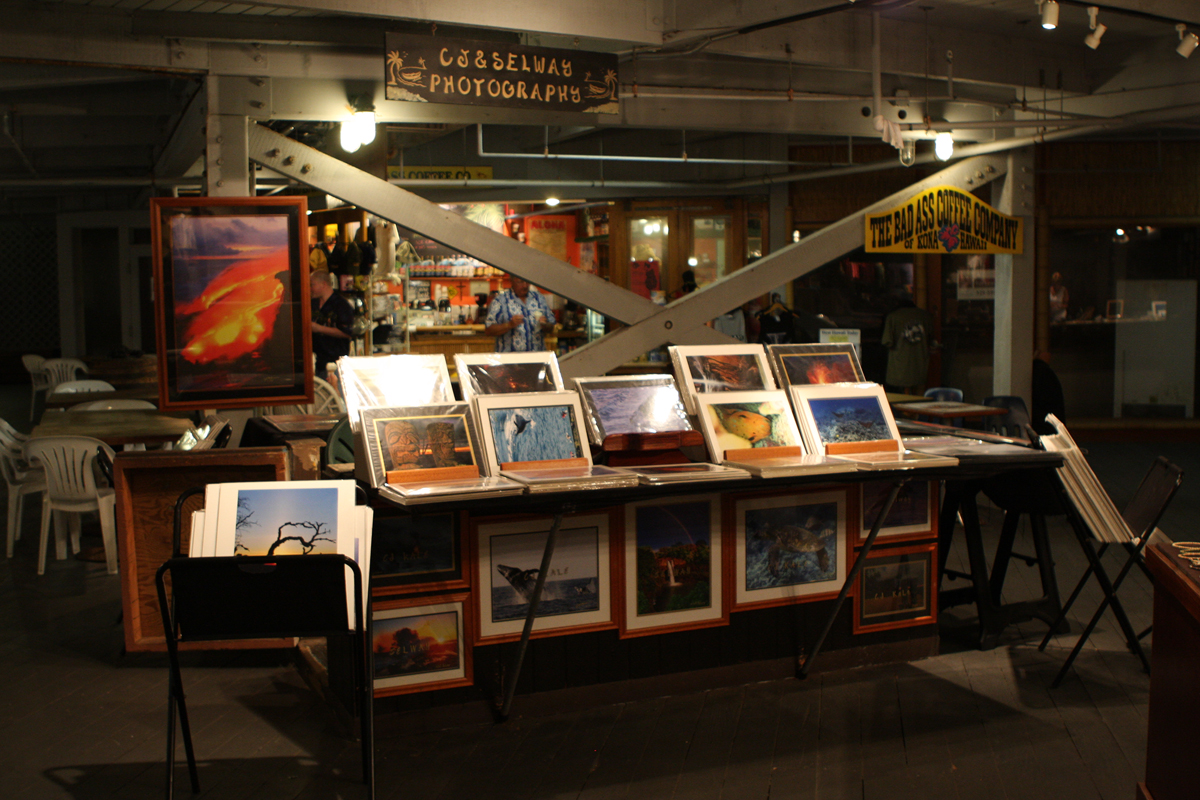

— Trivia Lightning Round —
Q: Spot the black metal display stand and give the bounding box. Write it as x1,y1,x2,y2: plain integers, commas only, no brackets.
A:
155,489,373,800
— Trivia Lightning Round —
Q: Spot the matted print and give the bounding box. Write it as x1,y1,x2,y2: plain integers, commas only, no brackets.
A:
150,196,313,411
731,488,851,610
852,543,937,634
694,390,805,463
473,391,590,475
211,481,356,560
790,383,900,453
571,374,691,445
372,593,473,696
338,354,453,433
454,352,564,400
767,343,865,388
472,511,615,643
621,496,726,637
359,404,478,487
669,344,775,414
854,480,936,545
370,511,467,595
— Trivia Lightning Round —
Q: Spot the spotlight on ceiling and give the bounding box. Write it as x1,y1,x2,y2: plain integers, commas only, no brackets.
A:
1084,7,1106,49
1178,24,1199,58
934,133,955,161
1039,0,1059,30
544,197,560,207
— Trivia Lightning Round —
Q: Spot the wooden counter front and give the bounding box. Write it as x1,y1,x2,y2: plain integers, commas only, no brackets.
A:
408,329,557,361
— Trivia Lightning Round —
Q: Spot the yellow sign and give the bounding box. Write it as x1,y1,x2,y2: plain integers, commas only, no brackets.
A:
388,166,494,181
865,185,1023,254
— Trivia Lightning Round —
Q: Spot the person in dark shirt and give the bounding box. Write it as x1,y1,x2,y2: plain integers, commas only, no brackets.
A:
310,270,354,378
1031,349,1066,434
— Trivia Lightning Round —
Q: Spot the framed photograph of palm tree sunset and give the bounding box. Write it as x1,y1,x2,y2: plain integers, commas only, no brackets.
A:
150,196,313,411
372,593,473,696
620,496,726,637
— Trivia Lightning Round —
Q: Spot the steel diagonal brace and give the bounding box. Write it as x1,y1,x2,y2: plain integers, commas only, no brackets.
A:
247,124,670,326
561,153,1011,377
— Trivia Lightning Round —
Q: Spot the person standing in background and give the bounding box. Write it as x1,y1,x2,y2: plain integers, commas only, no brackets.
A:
483,275,556,352
310,270,353,378
881,296,934,395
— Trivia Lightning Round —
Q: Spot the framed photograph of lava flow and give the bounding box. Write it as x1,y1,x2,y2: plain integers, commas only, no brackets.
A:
852,542,937,634
150,196,313,411
371,593,473,697
728,487,853,611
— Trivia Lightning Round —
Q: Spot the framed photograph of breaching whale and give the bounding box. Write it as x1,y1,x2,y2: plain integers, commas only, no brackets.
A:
470,509,618,644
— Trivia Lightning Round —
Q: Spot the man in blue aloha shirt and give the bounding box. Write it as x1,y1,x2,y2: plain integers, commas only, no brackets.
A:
483,275,556,352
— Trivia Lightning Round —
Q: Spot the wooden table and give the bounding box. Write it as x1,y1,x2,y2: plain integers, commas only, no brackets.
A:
44,385,160,410
33,410,193,447
893,400,1010,421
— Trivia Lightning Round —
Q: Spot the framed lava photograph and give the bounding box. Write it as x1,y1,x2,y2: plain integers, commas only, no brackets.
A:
471,510,616,644
370,511,468,596
730,487,852,611
620,495,727,637
852,543,937,634
854,480,936,546
150,196,313,411
371,593,473,697
766,343,865,389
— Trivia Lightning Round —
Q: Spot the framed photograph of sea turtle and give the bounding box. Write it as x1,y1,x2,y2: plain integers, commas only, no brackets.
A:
619,495,727,638
150,196,313,411
358,404,480,488
454,352,565,401
472,391,591,476
571,374,692,446
729,487,853,611
852,543,937,634
471,510,617,644
766,343,865,389
372,593,473,696
789,383,900,454
693,390,806,463
369,511,469,596
854,480,936,546
668,344,776,415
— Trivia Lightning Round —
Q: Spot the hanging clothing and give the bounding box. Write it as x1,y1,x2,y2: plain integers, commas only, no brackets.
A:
713,310,747,342
881,304,934,388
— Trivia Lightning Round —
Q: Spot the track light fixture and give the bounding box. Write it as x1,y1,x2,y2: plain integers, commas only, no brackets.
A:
1039,0,1059,30
1178,24,1199,58
1084,7,1106,49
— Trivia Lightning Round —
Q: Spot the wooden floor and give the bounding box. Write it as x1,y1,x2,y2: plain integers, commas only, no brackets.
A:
1,387,1194,799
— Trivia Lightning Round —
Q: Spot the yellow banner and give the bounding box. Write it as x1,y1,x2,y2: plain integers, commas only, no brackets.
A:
865,185,1023,254
388,166,494,181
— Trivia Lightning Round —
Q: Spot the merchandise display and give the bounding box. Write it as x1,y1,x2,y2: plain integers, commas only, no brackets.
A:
693,389,804,463
571,374,692,445
669,343,776,415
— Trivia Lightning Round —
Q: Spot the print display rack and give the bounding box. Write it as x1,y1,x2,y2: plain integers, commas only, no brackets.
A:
155,487,374,800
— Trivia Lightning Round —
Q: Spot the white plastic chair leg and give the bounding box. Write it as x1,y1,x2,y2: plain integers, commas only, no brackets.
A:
97,493,118,575
51,509,68,560
6,483,16,558
37,499,52,575
68,513,81,555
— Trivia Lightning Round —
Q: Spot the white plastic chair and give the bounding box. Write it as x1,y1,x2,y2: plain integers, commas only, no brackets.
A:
68,399,156,411
41,358,88,391
22,355,50,421
313,376,346,415
23,436,118,575
1,444,45,558
55,379,116,394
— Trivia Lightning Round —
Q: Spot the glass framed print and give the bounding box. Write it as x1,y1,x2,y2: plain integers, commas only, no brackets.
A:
472,391,590,475
571,374,692,446
766,343,865,389
372,593,473,696
454,352,564,401
150,196,313,411
852,543,937,634
359,404,480,488
668,344,776,415
854,480,936,546
370,511,468,596
694,390,805,463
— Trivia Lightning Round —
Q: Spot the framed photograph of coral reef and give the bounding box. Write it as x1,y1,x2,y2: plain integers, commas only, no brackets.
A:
150,196,313,411
729,487,852,611
620,495,726,637
371,593,473,696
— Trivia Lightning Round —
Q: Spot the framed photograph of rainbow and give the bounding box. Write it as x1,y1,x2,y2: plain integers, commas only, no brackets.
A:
371,593,473,696
150,196,313,411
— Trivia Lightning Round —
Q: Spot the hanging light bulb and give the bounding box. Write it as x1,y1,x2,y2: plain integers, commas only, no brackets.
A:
899,139,916,167
352,109,377,146
1040,0,1059,30
339,120,361,153
934,133,955,161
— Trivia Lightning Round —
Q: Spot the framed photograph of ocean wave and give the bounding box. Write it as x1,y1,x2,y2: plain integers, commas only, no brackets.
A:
620,496,727,637
372,593,473,696
571,374,692,446
693,390,805,463
766,343,865,389
150,196,313,411
454,352,564,401
852,543,936,634
789,383,900,454
472,391,591,476
471,510,617,644
854,480,936,546
668,344,775,415
729,487,852,611
359,404,479,488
